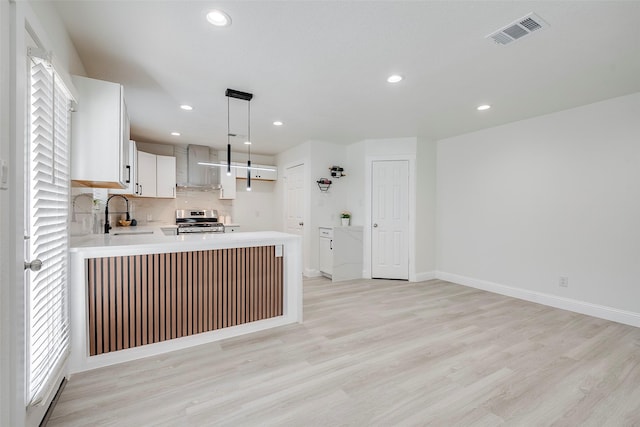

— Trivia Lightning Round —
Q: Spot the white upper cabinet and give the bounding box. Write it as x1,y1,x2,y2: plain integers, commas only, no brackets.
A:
251,164,278,181
136,150,157,197
136,150,176,198
219,162,236,200
71,75,130,188
156,155,176,198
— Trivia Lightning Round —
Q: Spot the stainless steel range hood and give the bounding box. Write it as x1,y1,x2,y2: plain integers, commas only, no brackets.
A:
175,145,221,190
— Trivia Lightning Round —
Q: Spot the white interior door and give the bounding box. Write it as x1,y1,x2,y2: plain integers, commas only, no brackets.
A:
371,160,409,279
286,163,305,236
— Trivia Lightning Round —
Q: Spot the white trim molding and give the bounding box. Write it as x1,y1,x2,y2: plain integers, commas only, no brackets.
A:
413,271,436,282
436,271,640,328
304,268,322,278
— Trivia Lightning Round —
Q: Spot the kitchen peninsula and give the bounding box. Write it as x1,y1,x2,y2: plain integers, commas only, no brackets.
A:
69,229,302,373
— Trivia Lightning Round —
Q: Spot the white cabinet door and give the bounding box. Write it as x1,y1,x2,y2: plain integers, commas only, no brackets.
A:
371,160,409,280
219,164,236,199
136,150,157,198
110,140,137,195
225,226,240,233
252,164,278,181
319,237,333,276
119,92,130,185
156,155,176,198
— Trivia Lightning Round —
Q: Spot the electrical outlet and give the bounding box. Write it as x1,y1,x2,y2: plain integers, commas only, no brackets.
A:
559,276,569,287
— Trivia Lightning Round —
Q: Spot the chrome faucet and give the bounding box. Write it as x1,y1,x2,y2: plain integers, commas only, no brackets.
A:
104,194,130,234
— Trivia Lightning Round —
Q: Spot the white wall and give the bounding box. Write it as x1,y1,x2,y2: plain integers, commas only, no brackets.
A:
415,137,437,277
307,141,351,276
233,179,278,231
29,0,85,87
345,141,366,225
276,141,311,272
437,92,640,324
358,137,418,279
1,1,12,424
276,140,351,276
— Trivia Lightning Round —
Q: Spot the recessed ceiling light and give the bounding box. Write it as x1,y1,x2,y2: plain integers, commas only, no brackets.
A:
244,141,252,145
171,132,181,136
387,74,403,83
477,104,491,111
180,104,193,111
206,9,231,27
273,121,283,126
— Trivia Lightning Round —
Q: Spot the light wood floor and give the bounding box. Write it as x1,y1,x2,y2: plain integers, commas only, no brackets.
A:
49,277,640,426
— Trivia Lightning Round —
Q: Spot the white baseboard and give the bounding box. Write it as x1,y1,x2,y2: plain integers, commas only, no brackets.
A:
435,271,640,328
413,271,436,282
304,268,322,278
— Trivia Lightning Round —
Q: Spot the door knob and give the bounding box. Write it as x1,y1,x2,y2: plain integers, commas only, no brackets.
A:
373,223,378,228
24,259,43,272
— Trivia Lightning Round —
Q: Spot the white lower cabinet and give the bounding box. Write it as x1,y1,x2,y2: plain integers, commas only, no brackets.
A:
318,226,363,282
136,150,176,198
319,228,333,277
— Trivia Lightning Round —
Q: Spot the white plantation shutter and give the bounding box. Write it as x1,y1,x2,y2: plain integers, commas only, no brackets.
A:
27,57,71,406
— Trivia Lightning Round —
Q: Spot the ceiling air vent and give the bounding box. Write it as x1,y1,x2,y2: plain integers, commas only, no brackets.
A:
486,13,549,46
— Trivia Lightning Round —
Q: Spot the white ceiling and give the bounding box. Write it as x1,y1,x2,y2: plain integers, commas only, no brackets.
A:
52,1,640,156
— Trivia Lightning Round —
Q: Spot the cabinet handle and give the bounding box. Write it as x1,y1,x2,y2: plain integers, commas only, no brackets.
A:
139,184,142,196
125,165,131,183
330,240,332,250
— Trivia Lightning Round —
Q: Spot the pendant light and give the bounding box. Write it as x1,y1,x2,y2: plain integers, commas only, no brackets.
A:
226,95,231,176
225,88,254,190
246,100,252,192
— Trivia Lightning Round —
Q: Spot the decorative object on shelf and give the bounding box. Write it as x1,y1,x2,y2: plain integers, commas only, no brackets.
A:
340,210,351,226
225,88,254,191
317,178,332,192
330,166,346,178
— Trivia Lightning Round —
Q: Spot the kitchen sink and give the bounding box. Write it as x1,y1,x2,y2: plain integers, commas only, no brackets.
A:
112,231,155,236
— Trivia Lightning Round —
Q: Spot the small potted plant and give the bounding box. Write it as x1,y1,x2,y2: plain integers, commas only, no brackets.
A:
340,210,351,226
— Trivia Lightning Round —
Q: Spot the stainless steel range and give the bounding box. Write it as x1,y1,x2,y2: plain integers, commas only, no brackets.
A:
175,209,225,234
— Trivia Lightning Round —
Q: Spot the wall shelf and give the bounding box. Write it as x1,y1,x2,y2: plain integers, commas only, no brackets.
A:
316,178,332,192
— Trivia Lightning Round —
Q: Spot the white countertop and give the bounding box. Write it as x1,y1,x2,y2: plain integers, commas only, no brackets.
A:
71,226,300,257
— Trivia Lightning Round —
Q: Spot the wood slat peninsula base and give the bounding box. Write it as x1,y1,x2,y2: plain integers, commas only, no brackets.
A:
87,246,283,356
69,231,302,373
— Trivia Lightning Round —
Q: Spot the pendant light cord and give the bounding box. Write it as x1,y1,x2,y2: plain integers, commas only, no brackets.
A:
247,99,252,190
